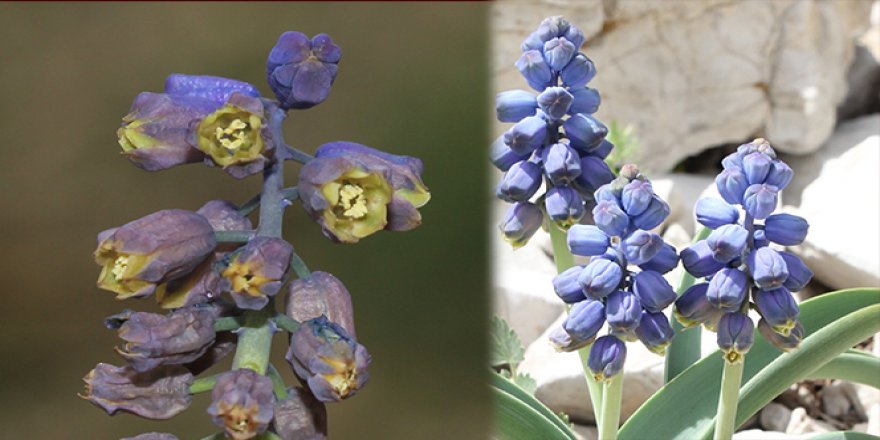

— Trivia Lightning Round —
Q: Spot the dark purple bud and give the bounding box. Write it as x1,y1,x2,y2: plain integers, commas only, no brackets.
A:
267,32,341,109
754,287,799,336
706,267,748,312
563,299,606,341
515,50,553,91
706,224,749,263
606,290,642,332
504,115,548,155
591,139,614,159
560,53,596,88
717,312,754,363
633,196,670,231
286,316,371,402
674,283,723,329
537,87,574,121
588,335,626,382
578,258,623,300
286,271,356,337
165,74,260,105
542,143,582,185
122,434,178,440
545,186,586,229
779,251,813,292
80,364,192,419
207,369,275,440
553,265,587,303
568,225,610,256
635,311,674,355
632,270,676,312
116,306,217,372
221,237,293,310
569,87,601,115
638,242,680,274
490,136,530,172
573,156,615,196
748,247,789,290
743,184,779,220
742,152,772,185
496,90,538,123
156,254,223,309
681,241,726,278
273,387,328,440
496,161,542,202
622,230,663,265
564,113,607,151
621,179,653,217
765,160,793,189
716,167,749,205
753,229,770,248
593,199,629,237
695,198,739,229
95,210,216,300
543,37,577,72
549,324,593,352
499,202,544,249
764,213,809,246
758,318,803,352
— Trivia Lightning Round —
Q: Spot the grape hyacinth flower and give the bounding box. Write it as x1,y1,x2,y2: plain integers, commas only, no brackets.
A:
674,138,812,360
492,16,615,244
84,29,429,439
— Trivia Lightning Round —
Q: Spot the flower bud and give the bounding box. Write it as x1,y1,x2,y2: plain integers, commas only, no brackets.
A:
779,251,813,292
568,225,610,256
717,312,754,363
587,335,626,382
490,136,530,172
743,184,779,220
545,186,586,229
674,283,723,329
504,115,548,155
765,160,793,190
721,152,743,170
635,311,674,355
742,152,772,185
80,363,192,419
273,387,328,440
116,306,217,372
496,90,538,123
737,138,777,158
563,299,606,341
537,87,574,121
207,369,275,440
553,265,587,303
632,195,670,231
632,270,676,312
638,242,679,274
706,268,748,312
763,213,808,246
592,139,614,159
569,87,601,115
549,324,593,352
748,247,789,290
564,113,607,151
622,230,663,265
267,32,341,110
695,198,739,229
758,318,803,352
165,74,260,105
195,92,274,179
286,316,371,402
515,50,553,91
593,199,629,237
706,224,749,263
221,237,293,310
621,179,653,217
716,167,749,205
573,155,615,196
496,161,542,202
542,143,582,185
560,53,596,88
606,290,642,333
499,202,544,249
752,229,769,248
754,287,799,336
681,241,726,278
286,271,356,337
594,182,622,205
543,37,577,72
95,210,216,299
578,258,623,300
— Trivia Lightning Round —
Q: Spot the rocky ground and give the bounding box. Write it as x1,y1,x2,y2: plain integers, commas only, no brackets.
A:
491,1,880,438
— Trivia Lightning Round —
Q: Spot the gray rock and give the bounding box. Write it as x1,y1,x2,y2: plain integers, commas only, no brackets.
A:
761,402,793,432
822,382,855,419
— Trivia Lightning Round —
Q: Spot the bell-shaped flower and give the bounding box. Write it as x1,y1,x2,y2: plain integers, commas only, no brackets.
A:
622,230,663,265
587,335,626,382
564,113,607,151
496,161,542,203
674,283,724,330
545,186,586,229
549,324,594,352
742,152,772,185
515,50,552,91
754,287,799,336
605,290,641,333
504,115,548,155
572,155,615,195
763,213,809,246
748,247,789,290
560,53,596,88
490,136,530,172
638,242,679,274
542,143,582,185
706,268,748,313
631,270,676,313
695,198,739,229
285,271,356,337
706,224,749,263
272,387,328,440
635,311,674,355
765,160,793,189
499,202,544,249
593,199,629,237
543,37,577,72
496,90,538,123
779,251,813,292
758,318,803,352
569,87,600,115
632,195,670,231
537,87,574,121
742,184,779,220
267,32,341,109
717,312,754,363
80,363,192,420
716,167,749,205
553,265,588,303
577,258,623,300
681,241,725,278
567,225,610,256
621,179,653,217
563,300,605,341
115,306,217,372
207,369,275,440
221,237,293,310
195,92,274,179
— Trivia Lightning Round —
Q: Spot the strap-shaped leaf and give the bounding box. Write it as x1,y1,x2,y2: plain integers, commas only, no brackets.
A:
492,385,576,440
490,371,576,438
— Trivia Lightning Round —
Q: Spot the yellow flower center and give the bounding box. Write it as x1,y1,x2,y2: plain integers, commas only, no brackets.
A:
221,261,269,297
320,355,359,398
214,118,249,151
112,255,129,280
338,183,369,219
217,401,260,440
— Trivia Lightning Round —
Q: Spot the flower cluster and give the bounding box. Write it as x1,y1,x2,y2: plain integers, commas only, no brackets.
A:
550,165,675,381
82,30,428,440
493,16,615,248
674,138,812,363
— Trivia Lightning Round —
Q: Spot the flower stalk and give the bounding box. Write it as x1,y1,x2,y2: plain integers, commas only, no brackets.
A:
714,358,745,440
598,373,623,440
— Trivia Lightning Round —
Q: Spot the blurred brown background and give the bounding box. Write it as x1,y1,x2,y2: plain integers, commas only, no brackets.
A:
0,3,489,439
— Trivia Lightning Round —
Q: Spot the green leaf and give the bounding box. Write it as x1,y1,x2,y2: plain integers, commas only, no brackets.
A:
490,316,526,368
809,433,880,440
490,371,575,439
491,386,576,440
605,121,640,170
513,372,537,394
620,288,880,440
809,351,880,388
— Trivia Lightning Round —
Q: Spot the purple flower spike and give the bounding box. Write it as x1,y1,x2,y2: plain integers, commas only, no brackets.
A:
638,242,679,274
221,237,294,310
569,87,601,115
605,290,642,333
496,161,543,202
763,213,809,246
537,87,574,121
706,224,749,263
622,230,663,266
564,113,608,151
496,90,538,123
505,115,548,155
273,387,329,440
560,53,596,88
716,167,749,205
563,300,606,341
568,225,610,256
554,265,588,304
578,258,623,300
632,270,676,313
545,186,586,229
207,369,276,440
742,184,779,220
268,32,341,110
754,287,800,336
779,251,813,292
285,271,356,337
717,312,754,363
542,143,582,185
635,311,674,355
500,202,544,249
681,241,726,278
758,318,803,352
80,363,192,420
706,268,749,313
116,306,217,372
549,324,593,352
587,335,626,382
543,37,577,72
515,50,553,91
748,247,789,290
695,198,740,229
674,283,723,330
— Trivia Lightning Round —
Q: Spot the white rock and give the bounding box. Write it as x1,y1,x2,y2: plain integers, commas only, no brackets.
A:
784,114,880,290
572,424,598,440
492,0,874,172
785,407,835,435
652,173,715,236
854,382,880,435
519,314,665,423
761,402,794,432
854,422,870,433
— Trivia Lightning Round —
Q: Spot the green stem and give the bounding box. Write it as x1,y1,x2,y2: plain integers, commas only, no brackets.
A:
214,316,245,332
189,375,218,394
547,220,603,421
289,251,312,279
267,363,289,400
598,374,623,440
714,359,745,440
214,230,256,243
273,314,302,333
231,309,273,375
282,144,315,164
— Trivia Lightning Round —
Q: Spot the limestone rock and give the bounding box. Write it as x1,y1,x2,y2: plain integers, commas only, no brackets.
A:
786,407,835,434
761,402,794,432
